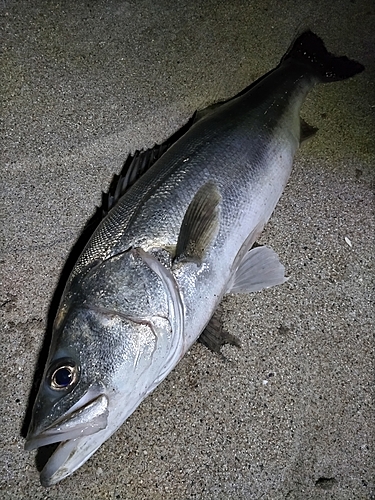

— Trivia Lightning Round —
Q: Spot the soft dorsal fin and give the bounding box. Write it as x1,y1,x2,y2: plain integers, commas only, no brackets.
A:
175,182,221,264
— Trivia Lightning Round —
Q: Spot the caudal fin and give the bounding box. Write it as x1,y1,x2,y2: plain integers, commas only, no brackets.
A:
283,30,364,82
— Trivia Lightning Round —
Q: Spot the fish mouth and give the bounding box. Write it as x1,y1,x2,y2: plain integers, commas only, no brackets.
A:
25,391,109,486
39,436,102,486
25,392,109,451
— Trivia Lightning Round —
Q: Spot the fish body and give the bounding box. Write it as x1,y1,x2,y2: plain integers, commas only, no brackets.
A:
25,31,364,486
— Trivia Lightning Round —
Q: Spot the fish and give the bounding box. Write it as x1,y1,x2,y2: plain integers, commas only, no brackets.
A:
25,30,364,486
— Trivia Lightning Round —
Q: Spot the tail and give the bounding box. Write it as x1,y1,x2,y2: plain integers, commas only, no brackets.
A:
282,30,364,82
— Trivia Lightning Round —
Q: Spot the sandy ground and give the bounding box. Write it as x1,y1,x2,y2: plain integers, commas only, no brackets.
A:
1,1,374,499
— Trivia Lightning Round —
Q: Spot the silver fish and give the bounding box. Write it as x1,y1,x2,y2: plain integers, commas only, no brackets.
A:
25,31,364,486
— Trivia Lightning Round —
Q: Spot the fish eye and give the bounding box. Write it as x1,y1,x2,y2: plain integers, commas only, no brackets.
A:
48,359,80,391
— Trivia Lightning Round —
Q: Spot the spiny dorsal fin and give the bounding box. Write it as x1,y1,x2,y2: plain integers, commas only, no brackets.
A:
103,145,168,216
102,111,199,216
175,182,221,264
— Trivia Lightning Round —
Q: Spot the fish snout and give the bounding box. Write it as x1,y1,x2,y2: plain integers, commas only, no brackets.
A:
25,393,109,451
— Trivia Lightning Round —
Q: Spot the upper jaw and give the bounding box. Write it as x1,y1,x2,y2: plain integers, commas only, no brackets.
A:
25,392,109,451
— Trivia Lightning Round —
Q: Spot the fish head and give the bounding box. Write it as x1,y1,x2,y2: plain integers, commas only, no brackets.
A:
25,249,182,486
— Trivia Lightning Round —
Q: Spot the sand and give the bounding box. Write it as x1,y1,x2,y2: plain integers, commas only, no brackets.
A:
1,1,374,498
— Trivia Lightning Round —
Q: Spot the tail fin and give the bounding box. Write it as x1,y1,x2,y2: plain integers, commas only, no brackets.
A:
282,30,364,82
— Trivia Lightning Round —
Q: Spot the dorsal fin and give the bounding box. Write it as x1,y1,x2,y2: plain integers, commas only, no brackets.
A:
103,145,168,216
102,111,198,216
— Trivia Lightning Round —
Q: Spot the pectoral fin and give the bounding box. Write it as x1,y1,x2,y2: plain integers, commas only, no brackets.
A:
228,245,288,293
175,182,221,264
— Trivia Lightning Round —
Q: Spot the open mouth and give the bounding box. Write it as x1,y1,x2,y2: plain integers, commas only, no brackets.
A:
38,435,104,487
25,393,109,450
25,392,109,486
